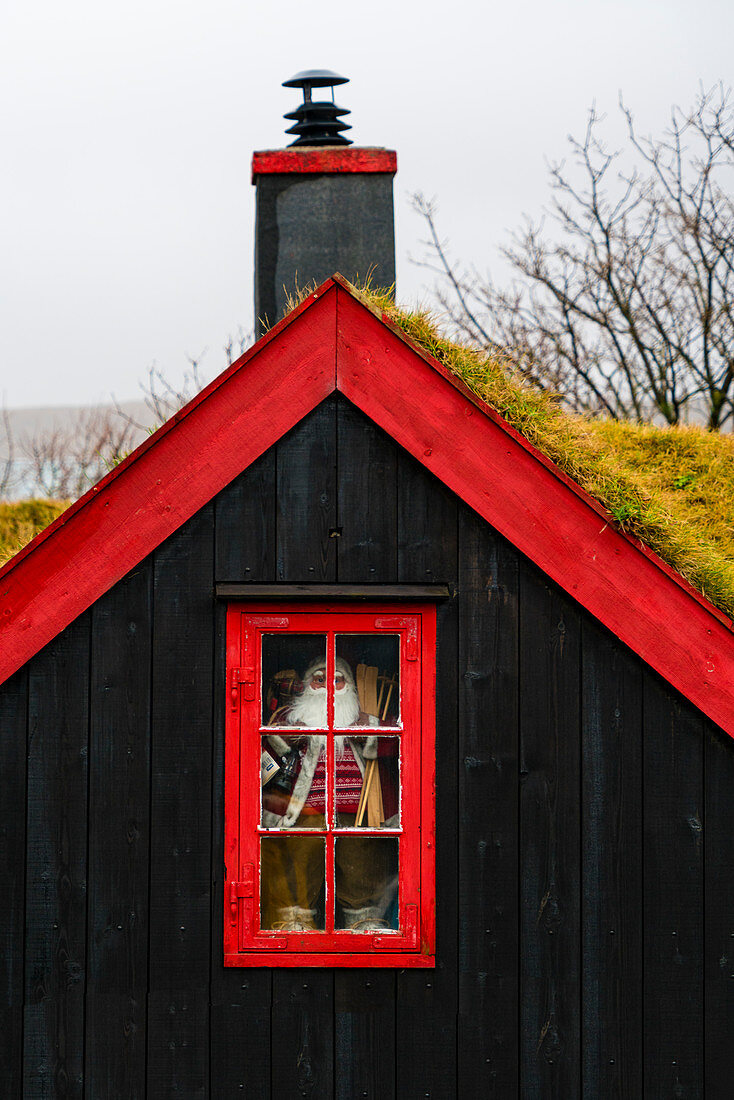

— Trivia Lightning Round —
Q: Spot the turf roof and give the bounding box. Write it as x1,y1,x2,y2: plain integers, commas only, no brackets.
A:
352,285,734,622
2,283,733,621
0,499,69,569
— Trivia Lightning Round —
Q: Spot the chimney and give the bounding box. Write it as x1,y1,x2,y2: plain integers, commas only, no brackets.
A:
252,70,397,334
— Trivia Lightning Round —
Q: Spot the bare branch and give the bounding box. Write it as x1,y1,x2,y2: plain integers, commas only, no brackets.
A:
413,87,734,429
20,407,139,500
0,402,17,499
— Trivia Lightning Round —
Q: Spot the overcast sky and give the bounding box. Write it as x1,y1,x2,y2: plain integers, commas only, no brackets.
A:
2,0,731,409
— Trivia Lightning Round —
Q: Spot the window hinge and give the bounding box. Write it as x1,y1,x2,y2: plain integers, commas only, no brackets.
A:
230,666,256,709
229,864,254,923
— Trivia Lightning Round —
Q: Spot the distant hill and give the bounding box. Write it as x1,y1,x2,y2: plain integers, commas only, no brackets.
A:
0,400,152,457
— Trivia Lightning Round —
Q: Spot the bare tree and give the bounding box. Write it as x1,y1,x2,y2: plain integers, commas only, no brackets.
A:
117,327,251,430
3,327,252,504
1,404,18,498
21,407,139,499
414,85,734,428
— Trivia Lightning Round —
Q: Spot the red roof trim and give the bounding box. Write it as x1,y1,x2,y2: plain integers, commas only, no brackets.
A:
251,148,397,182
1,276,732,737
0,284,338,681
334,276,733,631
335,285,734,734
0,281,329,581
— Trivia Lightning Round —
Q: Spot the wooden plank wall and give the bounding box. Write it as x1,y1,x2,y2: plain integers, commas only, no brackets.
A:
1,393,732,1098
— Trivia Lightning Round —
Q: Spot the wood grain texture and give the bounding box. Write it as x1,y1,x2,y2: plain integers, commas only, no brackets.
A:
271,399,337,1092
24,616,90,1098
217,584,449,600
334,399,398,1099
215,452,276,583
643,674,704,1098
396,452,459,1097
148,507,214,1089
519,566,581,1098
212,442,275,1044
704,724,734,1093
336,395,397,583
85,563,152,1099
211,608,271,1084
0,669,27,1099
335,974,396,1100
146,991,208,1097
210,1001,269,1099
457,509,519,1096
581,621,643,1097
271,974,334,1099
277,397,338,582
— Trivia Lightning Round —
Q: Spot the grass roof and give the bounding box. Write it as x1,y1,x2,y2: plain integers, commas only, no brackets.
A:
0,499,70,568
3,282,734,621
352,285,734,620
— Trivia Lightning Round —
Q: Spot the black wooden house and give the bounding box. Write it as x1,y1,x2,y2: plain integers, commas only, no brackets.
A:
2,77,734,1098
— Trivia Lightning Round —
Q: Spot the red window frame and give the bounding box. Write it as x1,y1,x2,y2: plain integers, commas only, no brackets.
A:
224,602,436,967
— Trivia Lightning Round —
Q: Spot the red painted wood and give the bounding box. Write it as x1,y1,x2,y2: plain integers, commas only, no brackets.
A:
224,603,436,966
0,285,338,685
251,148,397,181
1,275,732,739
224,951,434,968
334,285,734,737
333,274,733,632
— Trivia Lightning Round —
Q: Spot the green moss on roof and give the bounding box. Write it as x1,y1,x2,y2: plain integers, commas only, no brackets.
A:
355,284,734,621
0,499,70,568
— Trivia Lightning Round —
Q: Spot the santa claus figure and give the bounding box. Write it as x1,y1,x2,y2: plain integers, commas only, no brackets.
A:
261,657,397,933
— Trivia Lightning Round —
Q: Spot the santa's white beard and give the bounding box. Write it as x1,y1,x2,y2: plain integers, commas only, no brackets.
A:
287,683,360,754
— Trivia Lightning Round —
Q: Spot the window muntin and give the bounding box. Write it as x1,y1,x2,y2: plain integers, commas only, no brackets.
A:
224,605,435,967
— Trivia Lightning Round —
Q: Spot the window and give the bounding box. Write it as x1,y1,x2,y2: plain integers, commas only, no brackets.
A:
224,603,436,967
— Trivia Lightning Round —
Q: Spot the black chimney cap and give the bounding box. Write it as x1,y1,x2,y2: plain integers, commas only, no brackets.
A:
282,69,349,89
282,69,352,147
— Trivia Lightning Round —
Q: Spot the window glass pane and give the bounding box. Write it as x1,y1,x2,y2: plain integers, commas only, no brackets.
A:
261,735,326,828
334,836,399,931
262,634,326,727
335,737,400,828
334,635,400,728
260,835,326,931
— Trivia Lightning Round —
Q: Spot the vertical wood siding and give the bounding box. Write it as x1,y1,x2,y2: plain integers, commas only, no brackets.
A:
580,621,643,1095
25,615,90,1098
1,393,732,1098
519,569,581,1097
396,448,459,1099
334,399,398,1100
86,566,152,1098
0,668,28,1097
148,504,214,1098
457,510,519,1096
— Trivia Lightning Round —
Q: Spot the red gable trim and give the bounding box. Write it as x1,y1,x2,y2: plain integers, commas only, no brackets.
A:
335,285,734,733
0,284,337,681
1,277,732,737
251,148,397,182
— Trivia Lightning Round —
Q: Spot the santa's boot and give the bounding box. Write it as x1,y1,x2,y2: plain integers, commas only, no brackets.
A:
342,906,389,932
273,906,317,932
